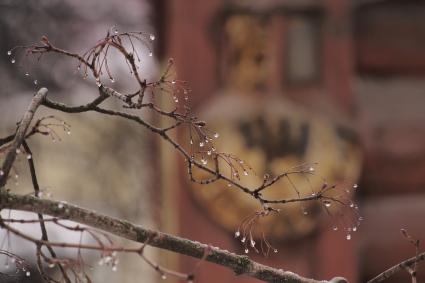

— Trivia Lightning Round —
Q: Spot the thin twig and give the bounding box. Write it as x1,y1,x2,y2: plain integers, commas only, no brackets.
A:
0,134,15,148
367,251,425,283
42,87,108,113
22,141,71,282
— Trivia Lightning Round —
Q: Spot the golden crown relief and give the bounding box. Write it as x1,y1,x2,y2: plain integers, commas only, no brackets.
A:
188,93,362,241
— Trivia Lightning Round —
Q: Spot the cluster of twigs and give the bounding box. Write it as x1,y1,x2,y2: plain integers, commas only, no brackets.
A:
0,214,206,283
234,208,280,256
0,250,31,280
0,29,364,282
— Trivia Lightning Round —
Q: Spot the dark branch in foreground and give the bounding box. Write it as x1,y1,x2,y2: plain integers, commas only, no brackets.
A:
0,191,345,283
22,141,71,282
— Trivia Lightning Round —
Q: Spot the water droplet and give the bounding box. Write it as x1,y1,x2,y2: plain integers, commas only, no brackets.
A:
241,237,246,243
7,50,12,56
33,80,38,85
110,78,115,83
171,80,176,84
214,133,219,138
353,184,358,189
333,226,338,231
173,96,179,103
303,210,308,215
239,160,244,164
273,249,278,253
49,263,55,268
149,34,155,41
0,170,4,176
358,216,364,221
201,159,207,165
234,231,240,238
96,81,101,87
211,147,216,152
105,256,112,263
189,139,193,145
323,200,332,207
66,131,71,135
207,150,212,156
243,171,248,176
114,30,119,34
149,51,153,57
309,166,315,172
26,271,31,277
227,183,232,187
346,234,351,240
112,266,117,272
11,58,15,64
15,174,19,179
58,203,64,209
26,154,32,159
25,72,29,76
244,248,249,254
161,274,167,280
350,203,354,208
250,240,255,247
16,148,21,154
199,142,205,147
352,227,357,232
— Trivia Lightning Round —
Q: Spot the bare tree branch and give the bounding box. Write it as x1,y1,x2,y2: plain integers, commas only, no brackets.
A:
0,88,48,187
368,230,424,283
42,87,109,113
367,251,425,283
0,134,15,148
0,191,345,283
0,32,358,282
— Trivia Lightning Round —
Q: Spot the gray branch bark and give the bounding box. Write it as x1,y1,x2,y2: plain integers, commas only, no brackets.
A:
0,88,48,187
0,191,345,283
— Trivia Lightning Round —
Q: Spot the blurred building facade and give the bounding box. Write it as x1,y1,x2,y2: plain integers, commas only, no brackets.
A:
155,0,425,282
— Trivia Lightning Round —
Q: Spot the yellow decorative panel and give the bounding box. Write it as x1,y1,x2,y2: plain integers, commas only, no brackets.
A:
188,93,362,241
